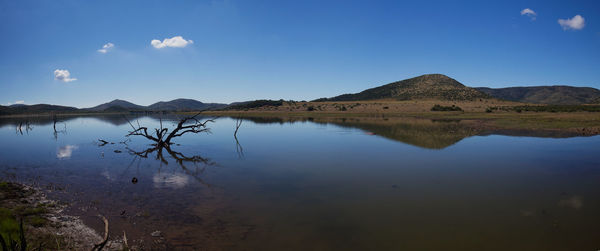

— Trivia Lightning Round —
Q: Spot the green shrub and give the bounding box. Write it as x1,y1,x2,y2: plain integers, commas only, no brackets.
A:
431,104,463,112
225,99,284,110
509,105,600,113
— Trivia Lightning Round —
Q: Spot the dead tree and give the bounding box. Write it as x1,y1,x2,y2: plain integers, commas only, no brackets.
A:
51,114,67,140
52,114,58,133
234,116,244,157
234,116,242,138
125,113,214,147
16,120,32,135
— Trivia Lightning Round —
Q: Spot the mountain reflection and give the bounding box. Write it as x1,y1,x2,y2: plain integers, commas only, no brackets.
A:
1,114,592,150
234,116,588,149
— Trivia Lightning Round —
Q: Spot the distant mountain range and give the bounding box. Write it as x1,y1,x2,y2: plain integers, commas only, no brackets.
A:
0,104,79,115
2,74,599,116
315,74,490,102
146,99,226,111
476,86,600,105
87,98,227,112
0,98,228,115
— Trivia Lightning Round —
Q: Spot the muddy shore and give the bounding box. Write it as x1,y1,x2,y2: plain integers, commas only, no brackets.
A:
0,181,124,250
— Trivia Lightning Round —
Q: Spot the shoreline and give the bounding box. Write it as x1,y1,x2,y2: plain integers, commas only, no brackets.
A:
0,181,124,250
1,100,600,136
200,110,600,136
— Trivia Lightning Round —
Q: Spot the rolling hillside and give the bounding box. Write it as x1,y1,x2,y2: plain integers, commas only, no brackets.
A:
0,104,79,115
316,74,489,102
87,99,146,111
148,98,226,111
476,86,600,105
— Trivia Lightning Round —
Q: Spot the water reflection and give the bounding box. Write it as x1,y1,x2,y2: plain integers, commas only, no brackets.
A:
234,116,589,149
57,144,78,159
153,172,190,189
1,114,600,250
559,196,583,210
126,145,216,187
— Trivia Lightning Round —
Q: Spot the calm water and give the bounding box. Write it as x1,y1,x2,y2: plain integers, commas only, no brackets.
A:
1,115,599,250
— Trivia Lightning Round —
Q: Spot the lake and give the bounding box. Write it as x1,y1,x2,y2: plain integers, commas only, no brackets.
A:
1,115,599,250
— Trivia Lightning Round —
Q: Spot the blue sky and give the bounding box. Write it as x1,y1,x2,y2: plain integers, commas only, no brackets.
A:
1,0,599,108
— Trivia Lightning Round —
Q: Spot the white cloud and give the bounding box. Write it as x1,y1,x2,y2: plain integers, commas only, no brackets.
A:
97,42,114,54
520,8,537,20
151,36,194,49
558,15,585,30
57,145,78,159
4,100,24,106
54,69,77,82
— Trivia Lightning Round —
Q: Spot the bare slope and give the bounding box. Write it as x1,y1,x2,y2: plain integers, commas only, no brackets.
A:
318,74,489,101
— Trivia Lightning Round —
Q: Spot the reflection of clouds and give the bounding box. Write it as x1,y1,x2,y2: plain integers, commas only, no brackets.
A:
57,145,78,159
101,170,115,181
559,196,583,209
520,209,535,217
153,173,189,189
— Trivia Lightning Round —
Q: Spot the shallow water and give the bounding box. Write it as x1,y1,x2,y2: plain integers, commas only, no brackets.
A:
1,115,599,250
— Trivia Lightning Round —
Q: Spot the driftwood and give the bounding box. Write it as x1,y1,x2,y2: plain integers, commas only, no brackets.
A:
92,215,109,251
98,139,109,146
122,231,128,250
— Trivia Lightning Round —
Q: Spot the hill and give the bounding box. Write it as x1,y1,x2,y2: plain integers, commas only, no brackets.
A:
87,99,146,111
147,98,226,111
223,100,285,110
316,74,489,102
0,104,79,116
476,86,600,105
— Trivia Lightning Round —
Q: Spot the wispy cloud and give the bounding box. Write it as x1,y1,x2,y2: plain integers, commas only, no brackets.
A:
520,8,537,20
151,36,194,49
97,42,114,54
54,69,77,82
4,100,24,106
558,15,585,30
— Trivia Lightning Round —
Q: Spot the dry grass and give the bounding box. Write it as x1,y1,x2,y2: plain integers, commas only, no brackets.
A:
200,99,600,136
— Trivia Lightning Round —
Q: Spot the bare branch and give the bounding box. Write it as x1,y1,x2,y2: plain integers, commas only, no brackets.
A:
124,113,213,146
92,215,109,251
